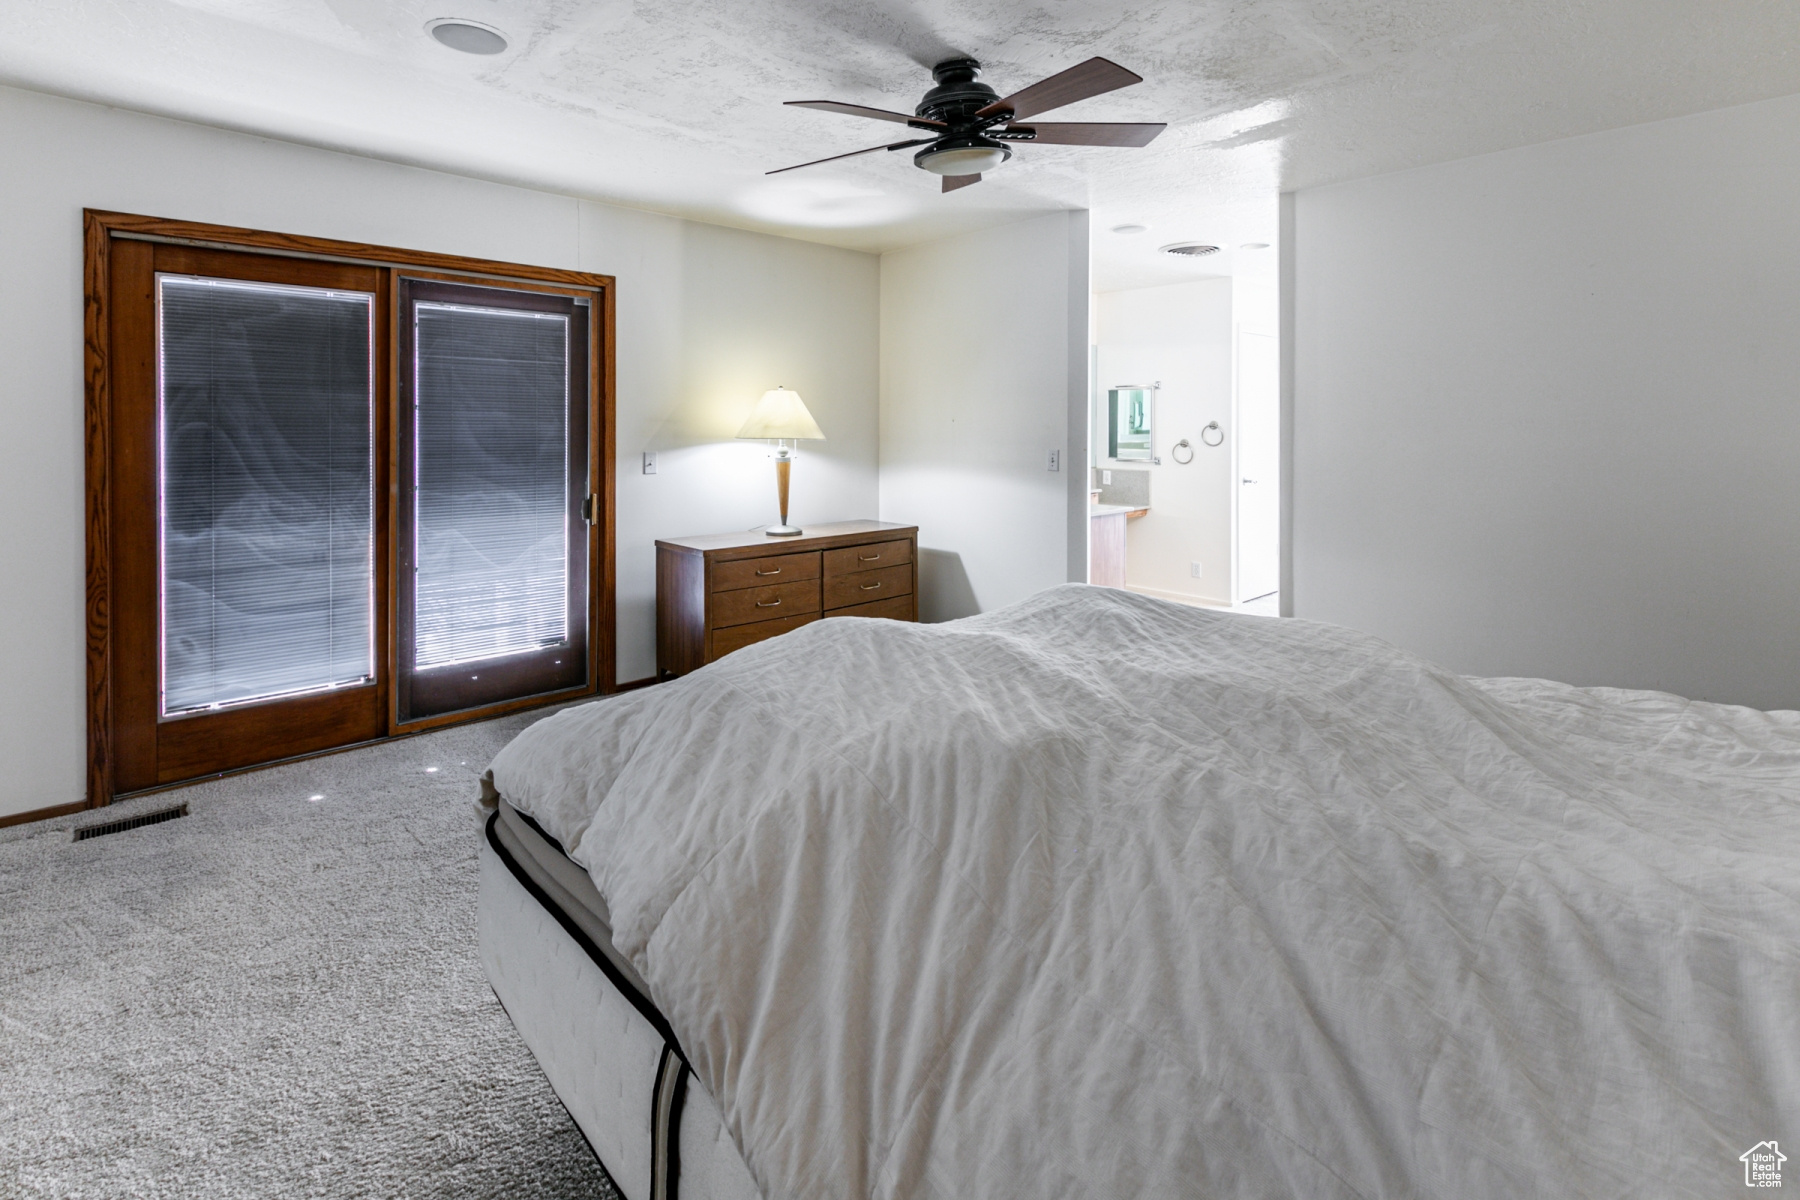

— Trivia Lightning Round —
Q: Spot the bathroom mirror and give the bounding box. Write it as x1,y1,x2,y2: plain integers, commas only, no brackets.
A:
1108,385,1156,461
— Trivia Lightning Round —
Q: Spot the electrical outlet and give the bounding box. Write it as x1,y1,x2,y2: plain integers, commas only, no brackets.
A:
1103,470,1112,485
1047,449,1060,472
642,452,657,475
1190,561,1203,578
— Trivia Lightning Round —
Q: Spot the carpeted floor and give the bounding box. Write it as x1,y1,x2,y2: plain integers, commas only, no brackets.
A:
0,705,621,1200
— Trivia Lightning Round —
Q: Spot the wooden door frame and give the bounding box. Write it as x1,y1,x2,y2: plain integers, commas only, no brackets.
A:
83,209,618,809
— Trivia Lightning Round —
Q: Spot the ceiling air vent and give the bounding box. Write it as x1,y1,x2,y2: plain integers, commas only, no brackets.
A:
1160,242,1221,257
72,803,189,842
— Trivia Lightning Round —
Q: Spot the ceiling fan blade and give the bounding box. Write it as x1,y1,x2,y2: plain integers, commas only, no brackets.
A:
975,57,1143,121
1005,121,1166,147
767,138,935,175
942,173,982,193
786,101,945,129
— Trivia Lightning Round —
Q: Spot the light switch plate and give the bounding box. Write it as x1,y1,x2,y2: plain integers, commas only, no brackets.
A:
642,452,657,475
1047,449,1060,472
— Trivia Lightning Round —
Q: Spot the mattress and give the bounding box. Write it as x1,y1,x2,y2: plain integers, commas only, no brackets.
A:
480,801,762,1200
490,798,653,1002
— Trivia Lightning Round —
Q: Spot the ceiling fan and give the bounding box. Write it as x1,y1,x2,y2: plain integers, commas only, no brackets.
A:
771,57,1166,193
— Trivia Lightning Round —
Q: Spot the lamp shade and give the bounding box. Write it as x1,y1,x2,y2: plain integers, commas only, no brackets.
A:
736,388,825,441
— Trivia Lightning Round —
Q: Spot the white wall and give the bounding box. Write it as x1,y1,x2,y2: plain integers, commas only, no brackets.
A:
878,211,1090,621
607,218,878,670
0,84,879,818
1291,91,1800,710
1094,279,1235,605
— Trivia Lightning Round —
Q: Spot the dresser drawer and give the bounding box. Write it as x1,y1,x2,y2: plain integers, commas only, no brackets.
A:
711,551,820,593
707,612,818,662
827,594,914,621
711,577,821,628
824,562,912,611
823,539,912,578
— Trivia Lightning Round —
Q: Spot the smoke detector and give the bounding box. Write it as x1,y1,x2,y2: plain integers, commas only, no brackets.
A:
427,18,508,54
1160,242,1220,257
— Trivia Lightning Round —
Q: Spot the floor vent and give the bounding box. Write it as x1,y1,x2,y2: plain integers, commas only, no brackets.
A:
72,803,189,842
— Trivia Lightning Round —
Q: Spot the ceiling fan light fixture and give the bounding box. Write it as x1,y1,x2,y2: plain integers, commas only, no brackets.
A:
915,141,1011,176
426,18,508,55
772,57,1163,194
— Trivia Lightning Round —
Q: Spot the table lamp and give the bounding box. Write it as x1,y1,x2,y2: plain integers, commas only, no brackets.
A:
736,387,825,536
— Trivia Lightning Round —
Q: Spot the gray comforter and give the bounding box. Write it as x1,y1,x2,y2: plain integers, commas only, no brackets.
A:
484,585,1800,1199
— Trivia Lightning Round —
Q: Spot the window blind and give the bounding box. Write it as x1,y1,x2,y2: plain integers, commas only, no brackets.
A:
159,276,375,715
412,302,570,670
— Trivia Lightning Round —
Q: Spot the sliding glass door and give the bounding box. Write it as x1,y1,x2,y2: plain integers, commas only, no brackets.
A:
105,243,391,791
91,213,611,802
396,278,590,722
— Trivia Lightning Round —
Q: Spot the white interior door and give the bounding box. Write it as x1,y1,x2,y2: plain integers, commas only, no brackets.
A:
1235,330,1280,603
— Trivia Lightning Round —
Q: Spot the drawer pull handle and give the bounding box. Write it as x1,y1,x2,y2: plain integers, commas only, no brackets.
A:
860,582,882,591
755,568,781,576
858,554,881,562
755,598,782,608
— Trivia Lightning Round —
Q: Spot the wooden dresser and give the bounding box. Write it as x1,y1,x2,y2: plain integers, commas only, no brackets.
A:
656,520,919,678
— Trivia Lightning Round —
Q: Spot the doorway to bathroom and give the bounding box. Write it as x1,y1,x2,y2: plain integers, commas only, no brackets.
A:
1088,275,1279,613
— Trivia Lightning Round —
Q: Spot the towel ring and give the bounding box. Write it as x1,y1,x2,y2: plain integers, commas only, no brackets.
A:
1171,439,1195,465
1200,421,1224,448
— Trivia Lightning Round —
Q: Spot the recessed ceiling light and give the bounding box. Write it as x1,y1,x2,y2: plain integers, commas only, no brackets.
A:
1160,242,1220,257
1111,223,1148,235
1240,242,1270,250
427,18,508,55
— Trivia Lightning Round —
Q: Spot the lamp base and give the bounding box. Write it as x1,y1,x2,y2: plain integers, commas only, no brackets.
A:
765,524,804,537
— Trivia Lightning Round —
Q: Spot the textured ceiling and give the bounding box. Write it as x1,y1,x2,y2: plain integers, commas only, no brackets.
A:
6,0,1800,289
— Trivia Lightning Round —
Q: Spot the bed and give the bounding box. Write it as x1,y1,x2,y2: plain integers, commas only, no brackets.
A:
478,584,1800,1199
